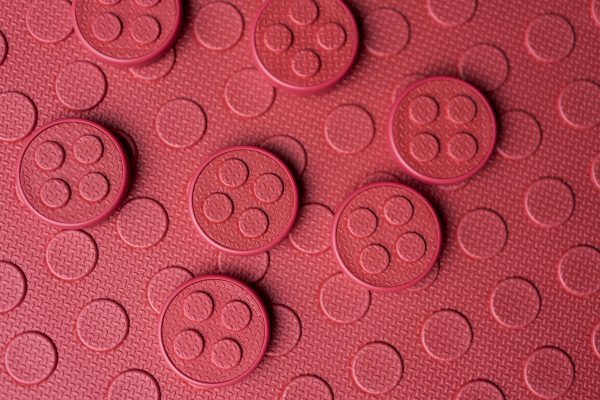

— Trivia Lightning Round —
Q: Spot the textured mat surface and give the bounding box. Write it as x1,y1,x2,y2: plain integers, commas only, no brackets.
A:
0,0,599,399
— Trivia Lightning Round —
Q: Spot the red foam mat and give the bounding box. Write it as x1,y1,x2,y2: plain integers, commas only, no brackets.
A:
0,0,599,399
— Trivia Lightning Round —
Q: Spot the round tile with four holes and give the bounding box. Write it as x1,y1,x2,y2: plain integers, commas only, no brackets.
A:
332,182,442,292
251,0,359,94
16,118,129,229
388,77,496,185
188,146,299,255
158,275,270,388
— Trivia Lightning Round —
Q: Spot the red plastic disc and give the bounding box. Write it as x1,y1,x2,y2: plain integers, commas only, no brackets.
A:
16,118,129,229
158,275,270,389
388,77,497,185
188,146,299,255
72,0,182,67
332,182,442,292
251,0,359,94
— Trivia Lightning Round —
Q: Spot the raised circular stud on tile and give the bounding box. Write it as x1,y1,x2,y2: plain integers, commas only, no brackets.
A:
558,245,600,296
320,272,371,323
558,80,600,130
156,98,207,149
456,379,505,400
281,375,333,400
458,44,509,92
117,197,169,248
147,266,193,313
491,277,541,328
422,309,473,361
27,0,73,44
524,347,574,398
77,298,129,351
458,209,507,259
107,369,161,400
46,230,98,281
363,8,410,57
0,92,38,142
225,68,276,118
130,47,176,80
526,14,575,63
0,261,27,314
159,275,270,388
267,304,302,357
352,341,403,394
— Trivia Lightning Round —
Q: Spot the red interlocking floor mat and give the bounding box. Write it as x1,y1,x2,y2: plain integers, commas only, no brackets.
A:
1,0,599,399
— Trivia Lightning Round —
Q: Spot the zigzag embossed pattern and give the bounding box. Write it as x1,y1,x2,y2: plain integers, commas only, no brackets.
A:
0,0,599,399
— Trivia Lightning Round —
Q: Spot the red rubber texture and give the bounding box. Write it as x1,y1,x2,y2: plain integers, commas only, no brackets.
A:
72,0,182,67
332,182,442,292
16,118,129,229
251,0,359,94
389,77,497,185
189,146,299,255
1,1,599,399
158,275,270,389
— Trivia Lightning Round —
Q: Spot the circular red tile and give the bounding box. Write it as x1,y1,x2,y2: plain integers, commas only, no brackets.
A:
72,0,182,67
351,342,403,394
16,118,129,229
158,275,270,388
5,331,57,385
189,146,299,255
332,182,442,292
251,0,359,94
422,309,473,361
389,77,496,185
